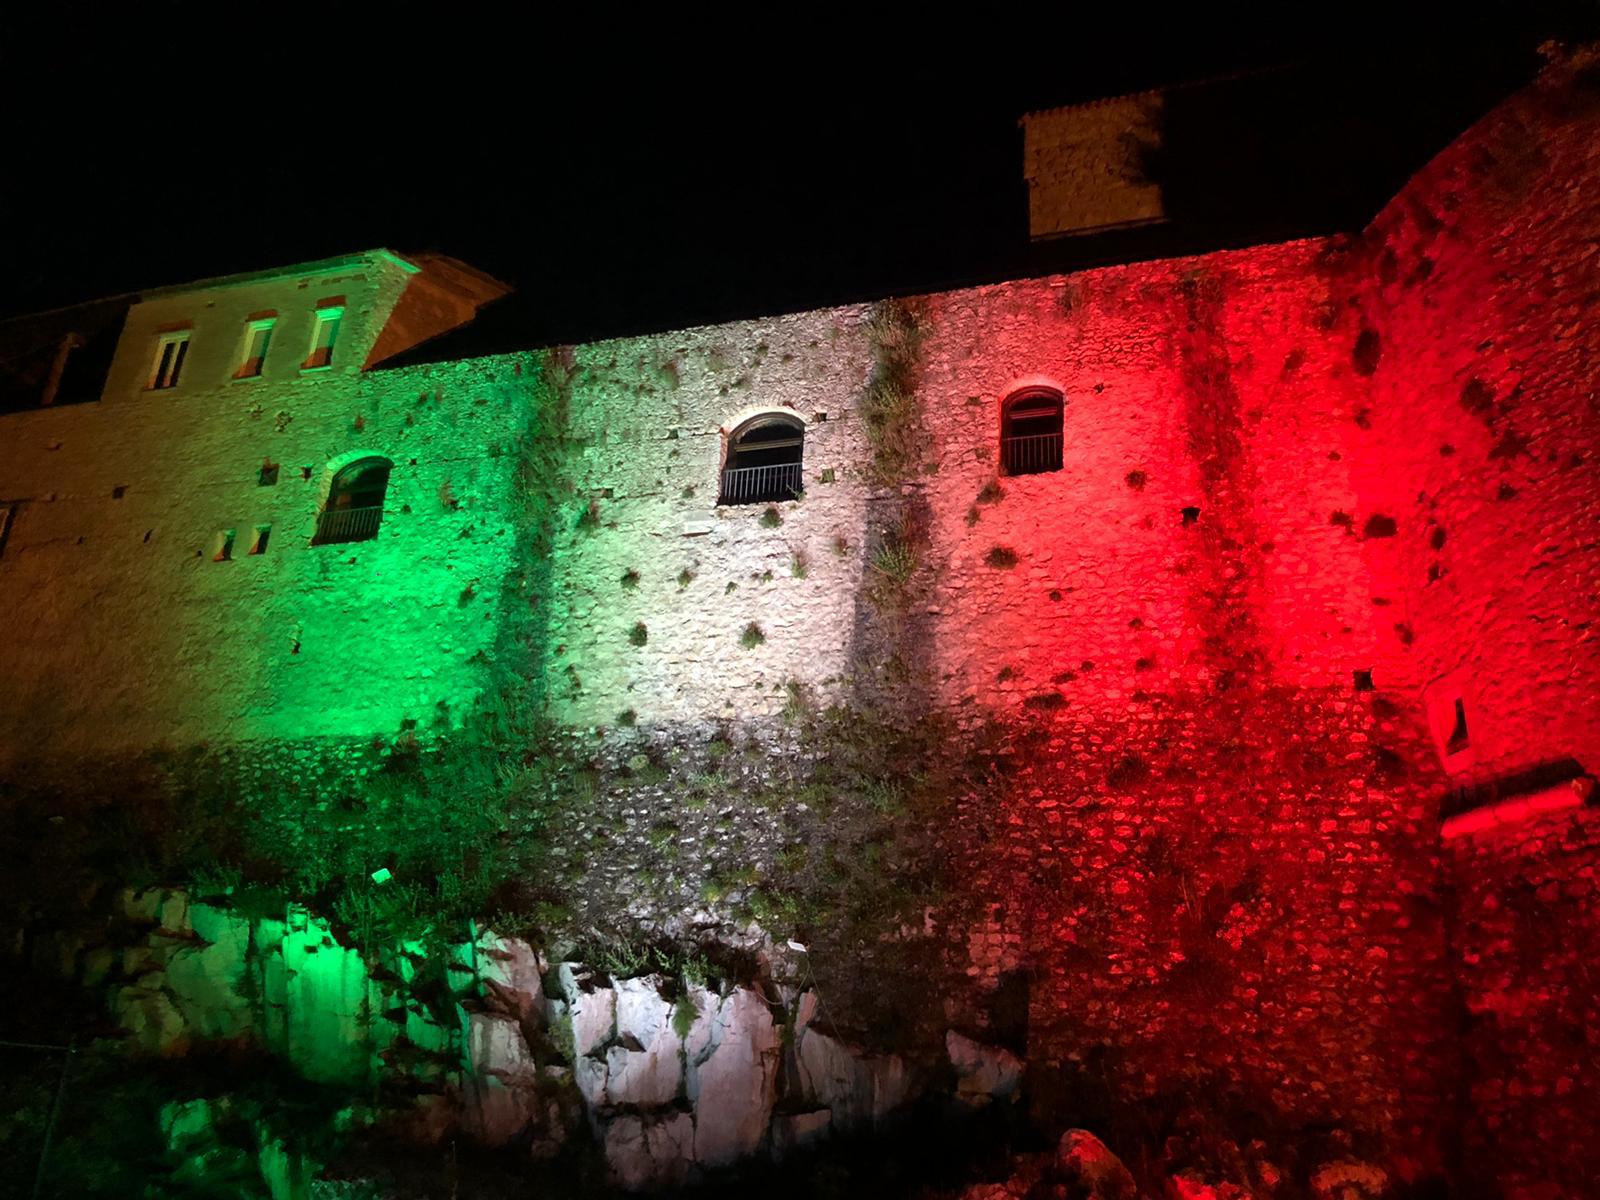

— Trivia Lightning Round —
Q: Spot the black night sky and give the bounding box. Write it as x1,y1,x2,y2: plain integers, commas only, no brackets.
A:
3,5,1597,346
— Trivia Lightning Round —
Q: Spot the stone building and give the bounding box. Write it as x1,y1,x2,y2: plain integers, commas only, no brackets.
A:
1,47,1598,1200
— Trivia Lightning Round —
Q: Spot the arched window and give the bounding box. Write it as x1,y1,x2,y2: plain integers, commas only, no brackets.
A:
1000,388,1064,476
719,413,804,505
313,456,391,545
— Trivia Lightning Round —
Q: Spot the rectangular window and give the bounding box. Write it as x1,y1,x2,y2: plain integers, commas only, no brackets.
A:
304,305,344,369
236,317,275,379
248,524,271,555
148,331,191,390
213,529,235,562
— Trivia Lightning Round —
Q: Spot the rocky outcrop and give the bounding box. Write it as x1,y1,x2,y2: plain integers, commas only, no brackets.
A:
44,889,981,1190
946,1030,1022,1105
1057,1129,1139,1200
686,984,780,1166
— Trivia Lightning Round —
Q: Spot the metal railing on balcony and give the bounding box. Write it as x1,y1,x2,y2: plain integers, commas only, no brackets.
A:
312,505,384,545
1001,432,1063,476
719,461,803,506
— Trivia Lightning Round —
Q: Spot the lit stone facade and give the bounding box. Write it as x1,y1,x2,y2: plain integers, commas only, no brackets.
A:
1,52,1598,1199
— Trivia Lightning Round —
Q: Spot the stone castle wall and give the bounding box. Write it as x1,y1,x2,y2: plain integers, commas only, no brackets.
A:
1,51,1598,1199
0,341,527,760
1357,52,1600,1200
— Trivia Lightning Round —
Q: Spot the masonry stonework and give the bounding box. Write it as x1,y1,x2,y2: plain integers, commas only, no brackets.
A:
2,51,1599,1200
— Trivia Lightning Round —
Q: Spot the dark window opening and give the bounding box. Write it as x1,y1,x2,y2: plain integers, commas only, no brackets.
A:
149,333,189,390
259,460,280,486
313,456,391,545
1000,388,1064,476
1445,698,1470,755
1353,669,1374,692
720,414,803,505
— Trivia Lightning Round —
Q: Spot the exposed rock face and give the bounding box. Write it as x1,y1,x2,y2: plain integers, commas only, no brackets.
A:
475,933,545,1025
946,1030,1022,1104
604,1112,696,1191
608,975,683,1107
467,1011,537,1082
794,1023,912,1132
461,1073,540,1147
165,903,253,1041
685,984,780,1167
261,907,385,1085
1058,1129,1138,1200
113,982,187,1054
551,962,617,1058
72,894,975,1188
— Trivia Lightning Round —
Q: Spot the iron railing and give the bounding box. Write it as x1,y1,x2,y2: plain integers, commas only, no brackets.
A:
313,505,383,545
1001,432,1063,476
719,462,802,505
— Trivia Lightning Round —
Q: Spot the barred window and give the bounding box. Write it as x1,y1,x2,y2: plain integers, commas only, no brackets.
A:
313,456,391,545
1000,387,1064,476
719,414,804,505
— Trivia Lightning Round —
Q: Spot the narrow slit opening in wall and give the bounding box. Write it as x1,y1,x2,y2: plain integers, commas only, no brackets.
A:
1445,698,1470,755
213,529,235,562
259,461,280,486
249,525,271,555
1353,669,1374,692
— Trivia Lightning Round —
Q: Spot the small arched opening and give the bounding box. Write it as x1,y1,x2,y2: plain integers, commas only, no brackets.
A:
719,413,804,505
1000,387,1064,476
313,456,392,545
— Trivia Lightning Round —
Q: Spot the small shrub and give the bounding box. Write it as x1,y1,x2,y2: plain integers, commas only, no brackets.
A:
819,467,836,484
791,550,809,578
725,581,738,595
861,299,927,484
577,501,602,532
782,679,808,723
677,568,695,589
618,708,637,726
620,568,641,590
1125,470,1148,490
740,623,766,650
871,538,917,585
832,534,849,557
681,484,696,499
628,622,649,647
975,479,1004,505
672,991,701,1040
985,545,1019,569
759,506,782,528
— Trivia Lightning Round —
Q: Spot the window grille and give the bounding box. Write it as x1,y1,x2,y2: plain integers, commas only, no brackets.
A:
720,414,804,505
1000,388,1064,476
313,457,391,545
